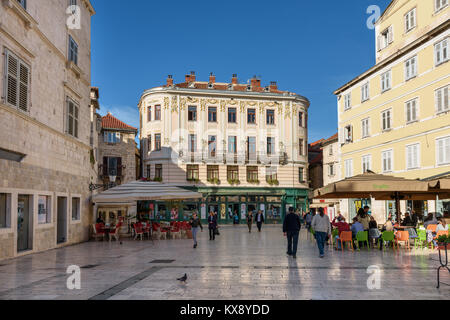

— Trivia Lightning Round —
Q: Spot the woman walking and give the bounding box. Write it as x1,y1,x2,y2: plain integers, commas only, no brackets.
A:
189,212,203,249
208,211,218,240
247,210,254,233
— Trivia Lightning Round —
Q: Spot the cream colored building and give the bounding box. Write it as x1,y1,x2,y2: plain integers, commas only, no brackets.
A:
335,0,450,222
0,0,95,260
138,73,310,223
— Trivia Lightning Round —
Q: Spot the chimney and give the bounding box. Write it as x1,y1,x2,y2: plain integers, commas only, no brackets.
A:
250,76,261,89
231,74,238,85
209,72,216,84
185,71,196,83
167,75,173,86
269,81,278,92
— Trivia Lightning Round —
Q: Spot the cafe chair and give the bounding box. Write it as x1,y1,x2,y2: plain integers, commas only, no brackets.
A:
395,231,410,250
356,231,370,251
92,223,106,241
133,223,144,241
414,229,427,250
109,223,122,242
339,231,354,252
381,231,395,251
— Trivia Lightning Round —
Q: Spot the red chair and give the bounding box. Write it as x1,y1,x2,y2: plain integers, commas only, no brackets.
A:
171,225,181,239
109,223,122,241
134,223,144,240
93,223,106,241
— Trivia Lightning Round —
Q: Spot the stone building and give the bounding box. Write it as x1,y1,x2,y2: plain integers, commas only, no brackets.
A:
98,113,138,187
0,0,95,260
138,73,310,224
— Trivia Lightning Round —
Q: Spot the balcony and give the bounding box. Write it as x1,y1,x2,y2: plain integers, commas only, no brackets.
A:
178,150,289,166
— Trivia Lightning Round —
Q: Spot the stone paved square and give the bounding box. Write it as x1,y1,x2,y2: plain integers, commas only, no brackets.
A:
0,226,448,300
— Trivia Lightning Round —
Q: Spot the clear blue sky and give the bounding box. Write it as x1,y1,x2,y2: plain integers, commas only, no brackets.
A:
91,0,391,143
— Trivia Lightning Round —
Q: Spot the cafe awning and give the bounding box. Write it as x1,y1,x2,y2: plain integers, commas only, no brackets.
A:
92,181,203,204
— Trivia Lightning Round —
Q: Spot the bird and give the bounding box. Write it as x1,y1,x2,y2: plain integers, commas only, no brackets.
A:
177,274,187,283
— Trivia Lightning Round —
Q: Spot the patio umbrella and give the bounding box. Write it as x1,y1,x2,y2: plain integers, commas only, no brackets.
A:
314,171,430,223
426,176,450,202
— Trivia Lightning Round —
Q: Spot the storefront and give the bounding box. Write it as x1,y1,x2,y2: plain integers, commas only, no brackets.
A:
136,187,309,225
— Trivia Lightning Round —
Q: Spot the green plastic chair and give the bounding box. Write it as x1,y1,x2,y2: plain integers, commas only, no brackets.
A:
414,229,427,250
381,231,395,251
356,231,370,251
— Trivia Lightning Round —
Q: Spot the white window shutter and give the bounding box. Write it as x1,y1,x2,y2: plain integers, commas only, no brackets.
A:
444,87,449,111
377,36,382,51
388,26,393,44
445,138,450,164
18,62,29,112
6,51,19,107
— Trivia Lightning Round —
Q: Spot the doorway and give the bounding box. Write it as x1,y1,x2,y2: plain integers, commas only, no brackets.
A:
17,195,33,252
57,197,68,244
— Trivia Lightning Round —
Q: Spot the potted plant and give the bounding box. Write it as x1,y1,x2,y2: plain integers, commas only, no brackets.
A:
437,234,450,250
227,179,240,186
207,178,220,185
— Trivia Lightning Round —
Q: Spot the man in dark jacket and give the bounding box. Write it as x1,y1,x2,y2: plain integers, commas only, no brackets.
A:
255,210,265,232
208,211,218,240
283,207,301,259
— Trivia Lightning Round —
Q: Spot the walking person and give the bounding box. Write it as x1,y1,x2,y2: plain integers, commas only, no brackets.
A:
311,208,331,258
283,207,301,259
247,210,254,233
189,212,203,249
255,210,265,232
208,211,218,240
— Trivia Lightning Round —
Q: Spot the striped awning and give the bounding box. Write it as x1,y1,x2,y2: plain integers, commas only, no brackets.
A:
92,181,202,204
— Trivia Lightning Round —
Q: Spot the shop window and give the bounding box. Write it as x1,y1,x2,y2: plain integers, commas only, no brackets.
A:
0,193,11,229
72,197,80,221
38,195,52,224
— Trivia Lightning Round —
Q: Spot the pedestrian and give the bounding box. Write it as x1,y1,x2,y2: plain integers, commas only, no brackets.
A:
305,211,312,231
283,207,301,259
233,210,239,225
189,212,203,249
255,210,265,232
311,207,331,258
208,211,217,240
247,210,254,233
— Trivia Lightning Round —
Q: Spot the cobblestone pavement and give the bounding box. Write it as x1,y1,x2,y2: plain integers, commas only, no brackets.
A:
0,225,448,300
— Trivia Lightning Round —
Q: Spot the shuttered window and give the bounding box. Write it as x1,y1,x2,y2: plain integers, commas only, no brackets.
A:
382,150,393,173
406,99,418,123
405,56,417,81
406,144,420,170
435,38,448,66
435,86,449,113
404,8,416,33
5,50,30,112
437,137,450,165
435,0,448,12
381,70,392,92
66,98,79,138
69,35,78,65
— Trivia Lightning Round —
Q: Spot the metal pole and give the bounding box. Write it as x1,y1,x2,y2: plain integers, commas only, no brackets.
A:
395,192,401,225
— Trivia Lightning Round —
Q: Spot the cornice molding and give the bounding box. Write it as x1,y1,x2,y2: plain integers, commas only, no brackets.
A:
0,22,35,58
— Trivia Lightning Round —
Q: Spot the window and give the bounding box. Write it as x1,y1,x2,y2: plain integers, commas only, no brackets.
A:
72,197,80,221
5,50,30,112
328,164,335,176
298,167,305,183
155,164,163,179
147,106,152,122
266,110,275,125
362,118,370,138
435,38,448,66
382,150,393,173
105,157,119,176
344,93,351,110
247,137,256,159
362,155,371,173
208,135,216,157
435,85,449,113
299,112,304,127
405,56,417,81
17,0,26,9
188,106,197,121
227,166,239,181
247,109,256,124
247,166,258,181
187,165,199,180
266,167,277,181
228,108,237,123
299,139,304,156
37,196,51,224
68,35,78,65
188,134,197,152
155,134,161,151
0,193,11,229
404,8,416,33
104,132,120,144
345,159,353,178
437,136,450,165
147,135,152,151
228,136,237,154
67,98,79,138
207,165,219,180
208,107,217,122
344,125,353,143
406,98,418,123
378,26,393,51
406,144,420,170
154,105,161,121
361,82,370,102
381,70,392,92
435,0,448,12
382,109,392,131
146,165,151,178
267,137,275,155
329,145,334,156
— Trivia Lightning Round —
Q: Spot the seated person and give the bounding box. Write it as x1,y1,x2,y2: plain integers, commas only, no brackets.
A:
431,218,449,246
423,213,438,229
96,217,105,224
332,215,350,250
351,217,364,238
369,216,382,243
401,212,414,227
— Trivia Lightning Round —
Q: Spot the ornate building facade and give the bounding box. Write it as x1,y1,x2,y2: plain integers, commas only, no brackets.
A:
0,0,95,260
138,73,310,223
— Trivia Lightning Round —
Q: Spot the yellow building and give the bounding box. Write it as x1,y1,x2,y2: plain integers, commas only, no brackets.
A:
334,0,450,222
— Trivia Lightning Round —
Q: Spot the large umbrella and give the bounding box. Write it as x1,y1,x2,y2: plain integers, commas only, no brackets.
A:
314,171,430,223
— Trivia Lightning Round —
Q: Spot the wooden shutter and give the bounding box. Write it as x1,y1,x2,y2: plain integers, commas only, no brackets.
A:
117,157,122,177
6,51,19,107
103,157,108,176
18,62,29,112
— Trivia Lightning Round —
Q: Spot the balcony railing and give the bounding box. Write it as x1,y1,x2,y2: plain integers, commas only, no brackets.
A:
177,150,289,165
